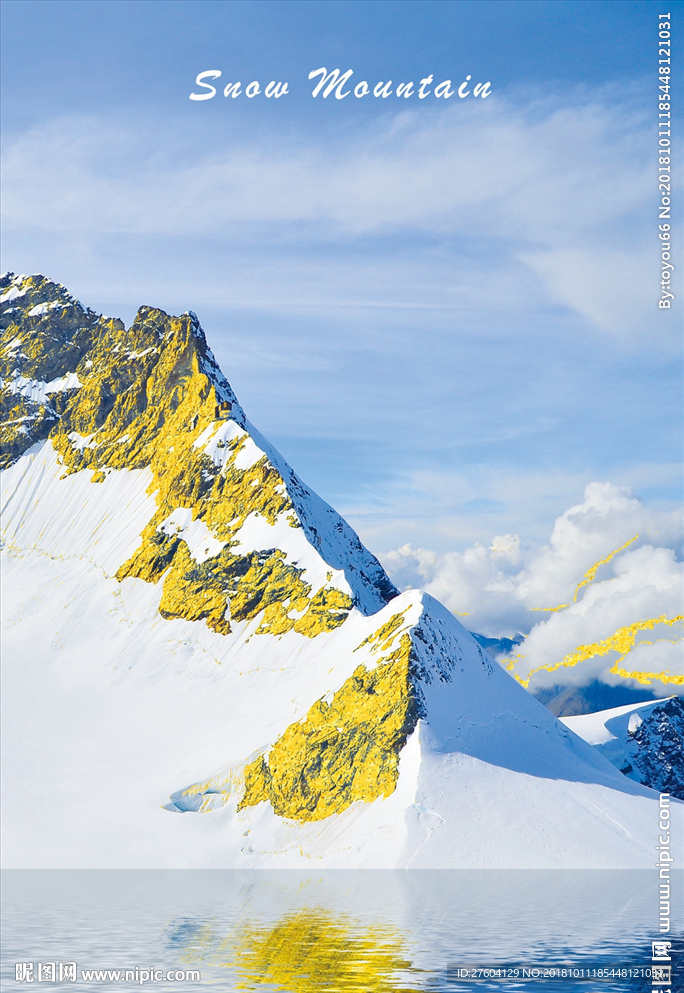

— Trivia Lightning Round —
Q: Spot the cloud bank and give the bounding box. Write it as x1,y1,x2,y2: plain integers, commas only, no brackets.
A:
382,482,683,692
2,89,677,339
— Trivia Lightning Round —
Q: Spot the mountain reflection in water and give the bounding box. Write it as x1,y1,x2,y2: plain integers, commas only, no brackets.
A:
178,908,419,992
2,870,682,992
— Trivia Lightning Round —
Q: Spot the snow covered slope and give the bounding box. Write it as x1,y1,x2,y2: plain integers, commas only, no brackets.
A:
2,272,681,868
563,697,684,799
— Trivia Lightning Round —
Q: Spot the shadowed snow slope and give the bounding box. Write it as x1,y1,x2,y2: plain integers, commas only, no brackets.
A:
1,272,680,868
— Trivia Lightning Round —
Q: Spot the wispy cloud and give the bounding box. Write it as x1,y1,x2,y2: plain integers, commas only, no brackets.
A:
2,90,673,338
380,481,683,691
1,98,649,235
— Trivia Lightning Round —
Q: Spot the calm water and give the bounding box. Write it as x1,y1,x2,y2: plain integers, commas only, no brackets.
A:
1,871,681,992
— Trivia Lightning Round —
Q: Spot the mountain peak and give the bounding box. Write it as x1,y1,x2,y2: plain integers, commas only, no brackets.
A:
1,274,397,625
2,274,678,868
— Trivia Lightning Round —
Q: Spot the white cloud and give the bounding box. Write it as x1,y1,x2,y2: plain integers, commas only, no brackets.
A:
381,482,684,691
516,543,683,689
351,466,683,560
520,247,657,335
0,99,650,237
515,481,683,607
1,90,671,337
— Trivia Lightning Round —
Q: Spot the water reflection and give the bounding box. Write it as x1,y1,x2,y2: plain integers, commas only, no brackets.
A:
2,870,682,992
179,908,420,992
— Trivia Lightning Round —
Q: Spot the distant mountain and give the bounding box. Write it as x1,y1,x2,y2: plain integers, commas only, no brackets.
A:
469,631,524,658
2,272,680,869
471,643,663,717
531,680,660,717
563,697,684,799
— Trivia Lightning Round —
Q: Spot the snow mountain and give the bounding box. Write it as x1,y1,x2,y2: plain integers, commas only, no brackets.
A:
563,697,684,799
1,272,680,868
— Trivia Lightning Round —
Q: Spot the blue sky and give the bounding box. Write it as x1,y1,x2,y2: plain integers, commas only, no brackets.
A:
2,0,682,564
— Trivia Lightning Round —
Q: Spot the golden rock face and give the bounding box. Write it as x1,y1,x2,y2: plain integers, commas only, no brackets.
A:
238,630,421,820
50,306,216,476
170,609,426,822
3,273,415,821
1,274,354,639
1,273,101,468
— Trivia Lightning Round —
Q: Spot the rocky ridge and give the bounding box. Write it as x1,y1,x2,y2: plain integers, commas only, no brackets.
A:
563,697,684,799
